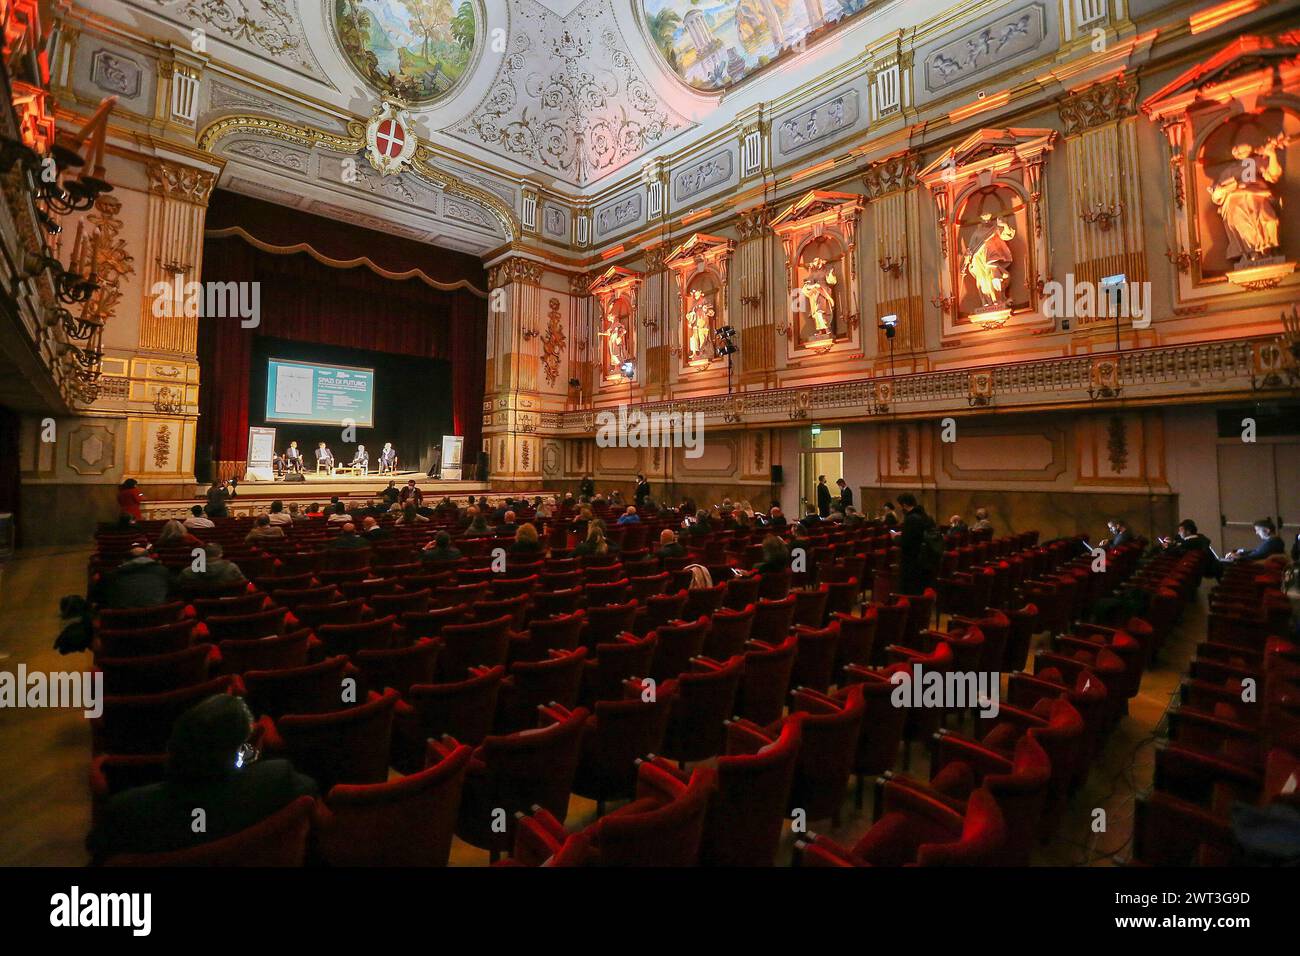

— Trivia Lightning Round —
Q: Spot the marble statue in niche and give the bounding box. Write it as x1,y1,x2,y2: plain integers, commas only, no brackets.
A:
685,286,715,358
1210,133,1286,265
800,255,838,337
600,303,630,369
961,213,1017,309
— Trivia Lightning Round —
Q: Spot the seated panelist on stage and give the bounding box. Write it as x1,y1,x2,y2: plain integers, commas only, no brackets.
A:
379,442,397,472
350,445,369,469
316,442,334,469
285,441,303,472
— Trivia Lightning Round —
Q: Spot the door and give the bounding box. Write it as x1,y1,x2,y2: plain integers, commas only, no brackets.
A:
1217,441,1299,552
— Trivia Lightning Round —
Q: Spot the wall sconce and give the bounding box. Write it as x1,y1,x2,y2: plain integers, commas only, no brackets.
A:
521,328,540,341
930,293,954,311
776,321,794,340
1079,198,1124,231
642,315,659,331
741,293,762,307
878,254,905,276
1164,245,1193,274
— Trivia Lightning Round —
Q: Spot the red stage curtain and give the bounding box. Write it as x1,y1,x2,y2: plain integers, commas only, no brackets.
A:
198,193,486,476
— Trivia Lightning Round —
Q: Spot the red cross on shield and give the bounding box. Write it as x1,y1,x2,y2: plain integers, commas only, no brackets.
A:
375,118,406,159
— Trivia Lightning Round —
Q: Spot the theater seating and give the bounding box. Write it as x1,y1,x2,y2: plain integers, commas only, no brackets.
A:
104,795,315,867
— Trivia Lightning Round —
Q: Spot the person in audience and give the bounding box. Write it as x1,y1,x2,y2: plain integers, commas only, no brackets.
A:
608,490,624,508
734,508,754,532
799,506,822,529
579,474,595,499
87,694,317,864
686,509,712,540
316,442,335,472
176,542,247,591
496,510,519,536
880,501,900,528
562,492,576,510
897,492,937,595
156,519,200,549
1103,519,1132,550
205,479,230,519
534,496,554,520
946,514,968,534
755,534,791,573
117,478,144,523
395,503,428,525
656,529,686,559
327,502,352,524
360,516,391,543
836,478,853,512
399,480,423,508
327,523,369,550
267,500,292,526
435,496,458,517
1158,519,1210,556
844,507,865,528
378,481,401,507
94,541,171,608
973,507,993,532
1226,517,1285,564
510,522,542,556
790,523,812,550
287,502,308,523
635,473,651,508
816,474,832,518
768,506,788,530
618,505,640,525
421,531,462,563
304,502,323,518
574,523,609,557
183,504,214,530
465,508,491,536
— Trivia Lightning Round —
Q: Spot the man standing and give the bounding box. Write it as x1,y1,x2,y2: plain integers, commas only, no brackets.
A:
635,473,651,508
579,474,595,499
835,478,853,512
897,493,939,595
399,480,423,508
816,475,832,518
205,479,230,519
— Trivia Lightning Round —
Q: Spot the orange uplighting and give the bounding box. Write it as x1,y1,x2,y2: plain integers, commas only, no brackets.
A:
949,90,1011,124
790,159,837,183
599,245,625,260
680,208,712,226
1190,0,1263,34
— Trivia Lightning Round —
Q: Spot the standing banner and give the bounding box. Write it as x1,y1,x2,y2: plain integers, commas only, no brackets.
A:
245,426,277,481
440,435,464,480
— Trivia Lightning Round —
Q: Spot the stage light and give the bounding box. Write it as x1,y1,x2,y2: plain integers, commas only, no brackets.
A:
619,360,636,379
716,325,736,339
878,313,898,339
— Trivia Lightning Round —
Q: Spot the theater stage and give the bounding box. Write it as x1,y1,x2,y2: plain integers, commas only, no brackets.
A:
137,472,552,521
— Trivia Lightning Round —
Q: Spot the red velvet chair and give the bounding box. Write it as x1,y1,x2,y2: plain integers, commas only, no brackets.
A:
870,597,910,664
555,691,675,815
192,592,268,619
455,706,589,860
698,718,802,866
790,622,841,693
797,784,1006,867
313,738,472,866
216,629,319,675
751,594,797,645
98,601,185,631
506,610,584,664
683,581,729,619
204,607,289,642
259,689,398,790
392,665,506,770
495,647,588,733
832,607,878,674
641,589,689,635
242,656,355,720
316,615,400,657
723,574,760,611
782,684,865,826
96,642,214,695
104,795,314,867
92,675,242,755
793,586,831,629
400,603,470,638
580,600,639,651
438,614,513,680
581,631,657,705
839,667,907,808
1004,602,1040,670
648,616,710,682
94,619,196,660
511,763,717,867
703,603,755,659
293,598,366,631
354,637,441,696
736,635,798,725
660,655,745,764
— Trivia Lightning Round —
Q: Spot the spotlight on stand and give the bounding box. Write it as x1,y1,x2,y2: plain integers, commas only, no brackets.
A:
878,313,898,339
714,324,738,356
619,360,636,380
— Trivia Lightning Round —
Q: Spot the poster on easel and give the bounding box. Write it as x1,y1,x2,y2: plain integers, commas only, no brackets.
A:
440,435,464,480
245,426,277,481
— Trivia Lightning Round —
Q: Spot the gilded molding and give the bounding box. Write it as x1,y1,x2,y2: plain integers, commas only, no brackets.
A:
863,152,919,199
1058,74,1139,136
146,160,217,204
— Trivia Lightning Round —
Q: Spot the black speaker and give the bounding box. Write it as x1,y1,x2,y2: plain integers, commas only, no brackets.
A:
476,451,489,482
284,472,306,483
770,465,783,485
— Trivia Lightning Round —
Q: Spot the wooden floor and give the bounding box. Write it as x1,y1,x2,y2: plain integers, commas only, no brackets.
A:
0,545,1195,866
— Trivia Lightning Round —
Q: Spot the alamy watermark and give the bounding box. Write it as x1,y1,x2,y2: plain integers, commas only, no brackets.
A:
1042,274,1152,329
890,665,1000,718
595,404,704,459
0,666,102,718
150,276,261,329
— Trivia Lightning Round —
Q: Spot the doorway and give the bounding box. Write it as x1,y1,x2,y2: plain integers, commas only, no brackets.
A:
1216,439,1300,552
800,427,843,517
